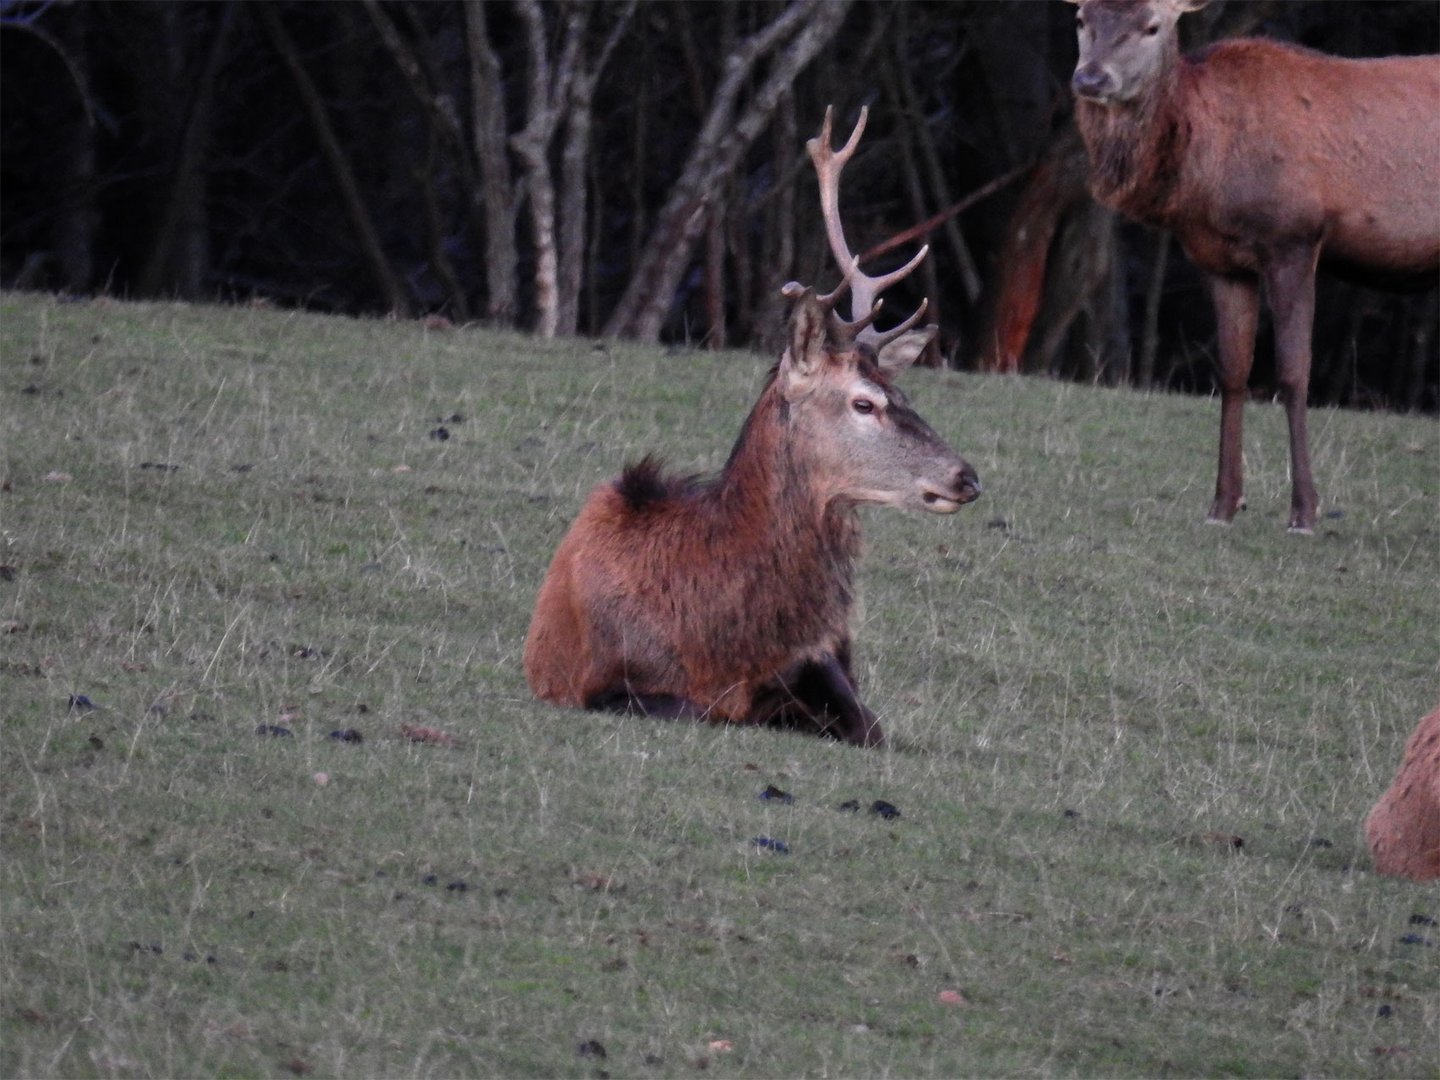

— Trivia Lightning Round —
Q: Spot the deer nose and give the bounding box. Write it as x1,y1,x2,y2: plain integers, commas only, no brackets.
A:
1072,64,1114,101
955,462,982,504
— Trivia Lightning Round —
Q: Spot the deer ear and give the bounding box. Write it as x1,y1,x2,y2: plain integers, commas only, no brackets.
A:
876,325,937,376
1171,0,1209,12
784,288,829,383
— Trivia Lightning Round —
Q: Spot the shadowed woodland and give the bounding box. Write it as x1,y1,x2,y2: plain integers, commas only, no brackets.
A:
2,0,1436,409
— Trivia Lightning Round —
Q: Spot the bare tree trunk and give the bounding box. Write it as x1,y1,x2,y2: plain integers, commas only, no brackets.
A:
464,0,519,326
511,1,572,338
689,3,731,351
887,99,945,342
52,7,98,293
56,119,98,293
1321,293,1365,406
363,0,472,318
750,92,799,353
1094,224,1130,385
556,97,589,337
975,128,1089,373
255,3,411,316
585,147,605,332
139,4,235,298
603,0,852,343
703,205,727,349
417,127,471,322
727,172,754,347
557,4,632,337
1136,229,1170,388
8,3,101,291
889,5,982,304
510,0,630,338
1398,292,1438,411
1032,199,1120,380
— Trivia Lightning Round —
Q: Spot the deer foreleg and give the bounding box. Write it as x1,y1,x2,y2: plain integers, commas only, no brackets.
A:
1264,244,1321,534
1207,275,1260,526
754,651,884,748
813,641,883,746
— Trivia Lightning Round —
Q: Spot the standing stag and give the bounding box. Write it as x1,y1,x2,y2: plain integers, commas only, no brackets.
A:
1067,0,1440,533
524,107,981,747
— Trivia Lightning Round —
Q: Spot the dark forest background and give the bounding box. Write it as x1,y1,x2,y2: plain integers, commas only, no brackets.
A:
3,0,1436,409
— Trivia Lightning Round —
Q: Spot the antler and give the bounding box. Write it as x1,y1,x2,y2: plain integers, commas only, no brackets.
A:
804,105,931,351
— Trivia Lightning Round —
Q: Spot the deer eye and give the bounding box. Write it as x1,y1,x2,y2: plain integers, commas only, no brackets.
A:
1143,22,1160,36
852,398,876,415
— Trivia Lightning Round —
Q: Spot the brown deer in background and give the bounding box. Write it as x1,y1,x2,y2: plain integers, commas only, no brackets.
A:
1366,703,1440,881
1067,0,1440,533
524,107,980,747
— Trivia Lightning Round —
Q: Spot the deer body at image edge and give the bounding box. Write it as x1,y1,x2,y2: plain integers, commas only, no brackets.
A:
523,108,980,747
1068,0,1440,533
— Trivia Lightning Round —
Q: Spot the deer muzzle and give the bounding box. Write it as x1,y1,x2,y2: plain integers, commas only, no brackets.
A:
921,462,982,514
1071,63,1119,103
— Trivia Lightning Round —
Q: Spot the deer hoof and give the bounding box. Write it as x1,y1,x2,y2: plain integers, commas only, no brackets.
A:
1206,494,1247,526
853,720,885,749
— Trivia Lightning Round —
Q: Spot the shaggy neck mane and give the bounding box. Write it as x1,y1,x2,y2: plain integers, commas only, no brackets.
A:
711,371,861,582
1075,46,1194,223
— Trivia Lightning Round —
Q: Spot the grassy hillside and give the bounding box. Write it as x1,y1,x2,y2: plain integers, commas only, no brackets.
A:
2,291,1436,1078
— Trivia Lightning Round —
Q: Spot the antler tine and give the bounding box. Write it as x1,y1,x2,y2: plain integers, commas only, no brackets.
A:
780,261,852,310
866,244,929,298
817,272,846,311
828,298,881,343
783,275,846,308
869,297,931,352
817,103,868,167
857,245,930,349
808,106,867,177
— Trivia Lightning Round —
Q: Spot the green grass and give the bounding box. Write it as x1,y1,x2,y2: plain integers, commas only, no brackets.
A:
1,291,1436,1078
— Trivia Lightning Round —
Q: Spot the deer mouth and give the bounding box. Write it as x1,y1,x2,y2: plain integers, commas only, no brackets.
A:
921,487,981,514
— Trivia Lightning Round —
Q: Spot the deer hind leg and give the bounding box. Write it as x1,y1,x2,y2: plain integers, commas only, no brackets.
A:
1263,244,1322,534
1207,275,1260,526
577,609,708,719
584,686,708,720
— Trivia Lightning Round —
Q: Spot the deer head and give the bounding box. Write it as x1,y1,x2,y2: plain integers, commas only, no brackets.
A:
771,107,979,515
1068,0,1209,105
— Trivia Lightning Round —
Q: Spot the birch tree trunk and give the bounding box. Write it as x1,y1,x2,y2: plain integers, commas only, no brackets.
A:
464,1,519,326
556,4,632,337
511,0,586,339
